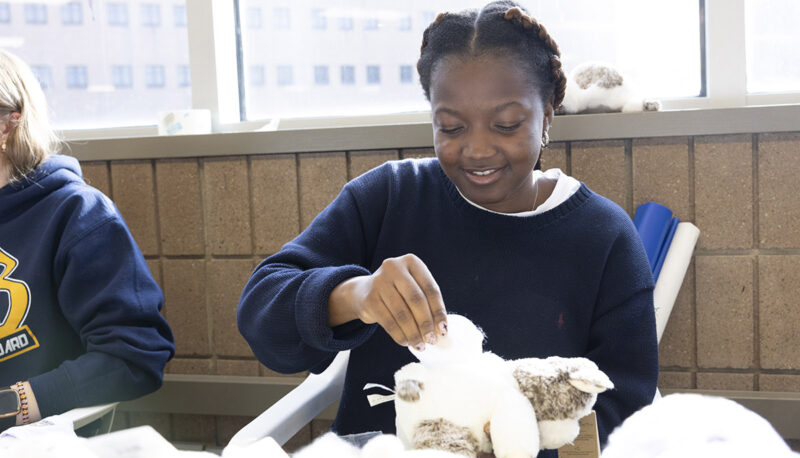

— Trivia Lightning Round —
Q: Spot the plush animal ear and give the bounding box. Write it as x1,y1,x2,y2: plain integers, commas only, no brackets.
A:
568,369,614,393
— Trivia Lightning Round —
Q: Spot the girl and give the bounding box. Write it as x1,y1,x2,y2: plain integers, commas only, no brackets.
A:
238,2,657,454
0,50,174,430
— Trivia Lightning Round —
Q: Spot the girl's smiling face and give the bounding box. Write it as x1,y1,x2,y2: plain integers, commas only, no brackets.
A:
430,54,553,214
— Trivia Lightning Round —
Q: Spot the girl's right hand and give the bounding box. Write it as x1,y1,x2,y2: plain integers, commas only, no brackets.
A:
328,254,448,350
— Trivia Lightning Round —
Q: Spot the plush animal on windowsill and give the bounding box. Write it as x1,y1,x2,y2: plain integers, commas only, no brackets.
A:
393,314,613,458
556,62,661,115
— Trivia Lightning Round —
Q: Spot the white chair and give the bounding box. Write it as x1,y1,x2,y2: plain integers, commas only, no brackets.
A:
60,402,119,435
224,223,699,453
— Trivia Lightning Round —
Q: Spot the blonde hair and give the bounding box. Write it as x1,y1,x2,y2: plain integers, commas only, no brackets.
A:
0,49,61,183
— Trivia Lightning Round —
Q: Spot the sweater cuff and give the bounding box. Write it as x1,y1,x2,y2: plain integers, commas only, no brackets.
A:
296,265,376,351
28,366,79,418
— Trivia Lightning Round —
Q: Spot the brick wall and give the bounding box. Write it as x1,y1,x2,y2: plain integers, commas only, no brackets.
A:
78,133,800,447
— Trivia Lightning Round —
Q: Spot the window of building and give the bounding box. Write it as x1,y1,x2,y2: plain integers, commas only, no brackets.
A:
366,65,380,85
246,7,261,29
248,65,265,87
420,11,435,27
311,8,327,30
141,4,160,27
178,65,190,87
60,2,82,25
276,65,293,86
30,65,52,90
340,65,355,85
65,66,88,89
0,3,10,24
363,17,378,31
314,65,329,85
112,65,133,88
338,16,353,31
145,65,166,88
745,0,800,94
24,3,47,25
107,3,128,26
399,65,413,84
273,7,290,29
173,5,186,27
398,15,412,31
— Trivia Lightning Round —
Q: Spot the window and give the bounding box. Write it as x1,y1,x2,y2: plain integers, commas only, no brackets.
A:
745,0,800,94
276,65,293,86
246,7,261,29
273,7,289,29
366,65,380,85
60,2,82,25
399,65,413,84
107,3,128,26
30,65,52,90
0,3,9,24
398,15,412,31
141,4,160,27
363,17,378,31
311,8,326,30
65,66,88,89
178,65,190,87
24,3,47,25
420,11,435,27
173,5,186,27
145,65,165,88
112,65,133,89
340,65,355,85
338,16,353,31
314,66,329,85
248,65,265,87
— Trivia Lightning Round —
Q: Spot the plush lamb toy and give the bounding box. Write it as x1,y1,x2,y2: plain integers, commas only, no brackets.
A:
556,62,661,115
393,314,613,458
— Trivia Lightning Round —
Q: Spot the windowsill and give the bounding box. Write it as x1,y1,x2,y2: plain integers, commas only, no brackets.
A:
65,104,800,162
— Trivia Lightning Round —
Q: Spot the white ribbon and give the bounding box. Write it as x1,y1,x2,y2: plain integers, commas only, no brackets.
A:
363,383,396,407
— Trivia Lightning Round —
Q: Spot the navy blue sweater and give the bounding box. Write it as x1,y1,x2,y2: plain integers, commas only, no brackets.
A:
239,159,657,452
0,155,174,424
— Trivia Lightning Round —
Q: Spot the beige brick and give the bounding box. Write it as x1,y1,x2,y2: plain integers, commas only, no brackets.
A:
633,137,691,220
298,152,348,230
216,359,260,376
111,161,159,255
209,259,256,358
759,255,800,369
696,256,754,369
696,372,754,390
400,147,435,159
695,134,753,249
166,358,214,375
216,416,256,446
172,414,217,445
203,157,252,255
570,140,627,211
156,159,205,255
659,261,695,368
658,371,694,390
251,154,299,254
283,424,312,453
163,259,209,356
759,374,800,392
759,133,800,248
128,412,172,439
540,142,567,173
80,161,110,196
348,149,398,180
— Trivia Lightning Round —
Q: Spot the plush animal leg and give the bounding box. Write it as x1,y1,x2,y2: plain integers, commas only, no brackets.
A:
489,391,539,458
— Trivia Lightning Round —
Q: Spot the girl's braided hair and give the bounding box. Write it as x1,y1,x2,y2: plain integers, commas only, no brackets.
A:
417,1,566,110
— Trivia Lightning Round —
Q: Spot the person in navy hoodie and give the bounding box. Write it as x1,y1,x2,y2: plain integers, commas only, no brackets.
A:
0,50,174,431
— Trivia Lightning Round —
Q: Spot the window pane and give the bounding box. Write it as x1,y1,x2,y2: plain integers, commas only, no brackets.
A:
239,1,701,120
745,0,800,93
5,0,190,129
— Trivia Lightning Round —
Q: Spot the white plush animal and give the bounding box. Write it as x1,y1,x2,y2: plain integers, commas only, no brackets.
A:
393,314,613,457
293,432,461,458
557,62,661,115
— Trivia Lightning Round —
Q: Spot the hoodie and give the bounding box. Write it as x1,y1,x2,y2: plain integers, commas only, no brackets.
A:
0,155,174,424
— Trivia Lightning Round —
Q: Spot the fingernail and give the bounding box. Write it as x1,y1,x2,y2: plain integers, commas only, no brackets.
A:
439,322,448,336
415,343,426,352
425,332,437,345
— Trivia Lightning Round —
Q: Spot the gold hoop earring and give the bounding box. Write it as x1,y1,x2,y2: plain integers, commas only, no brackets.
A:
541,131,550,149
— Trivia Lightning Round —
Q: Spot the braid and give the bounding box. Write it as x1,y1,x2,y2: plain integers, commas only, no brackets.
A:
417,1,566,110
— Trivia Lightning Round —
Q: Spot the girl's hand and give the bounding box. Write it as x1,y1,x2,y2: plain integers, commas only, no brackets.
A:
328,254,448,350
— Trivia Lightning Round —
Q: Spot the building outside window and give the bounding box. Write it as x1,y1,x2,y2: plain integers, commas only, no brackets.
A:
399,65,413,84
24,3,47,25
363,17,378,30
145,65,165,88
398,15,412,31
141,4,160,27
420,11,435,27
314,65,329,85
107,3,128,26
65,65,88,89
30,65,52,90
276,65,293,86
273,7,289,29
173,5,186,27
338,16,353,31
248,65,265,87
61,2,82,25
178,65,190,87
112,65,133,88
366,65,380,85
311,8,326,30
340,65,355,85
246,7,261,29
0,3,10,24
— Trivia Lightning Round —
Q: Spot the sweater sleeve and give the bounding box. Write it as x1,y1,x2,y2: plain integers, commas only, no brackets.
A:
585,226,658,446
238,179,385,375
29,217,175,417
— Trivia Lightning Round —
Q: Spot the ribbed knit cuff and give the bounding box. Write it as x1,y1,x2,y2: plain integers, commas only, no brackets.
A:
28,366,79,418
